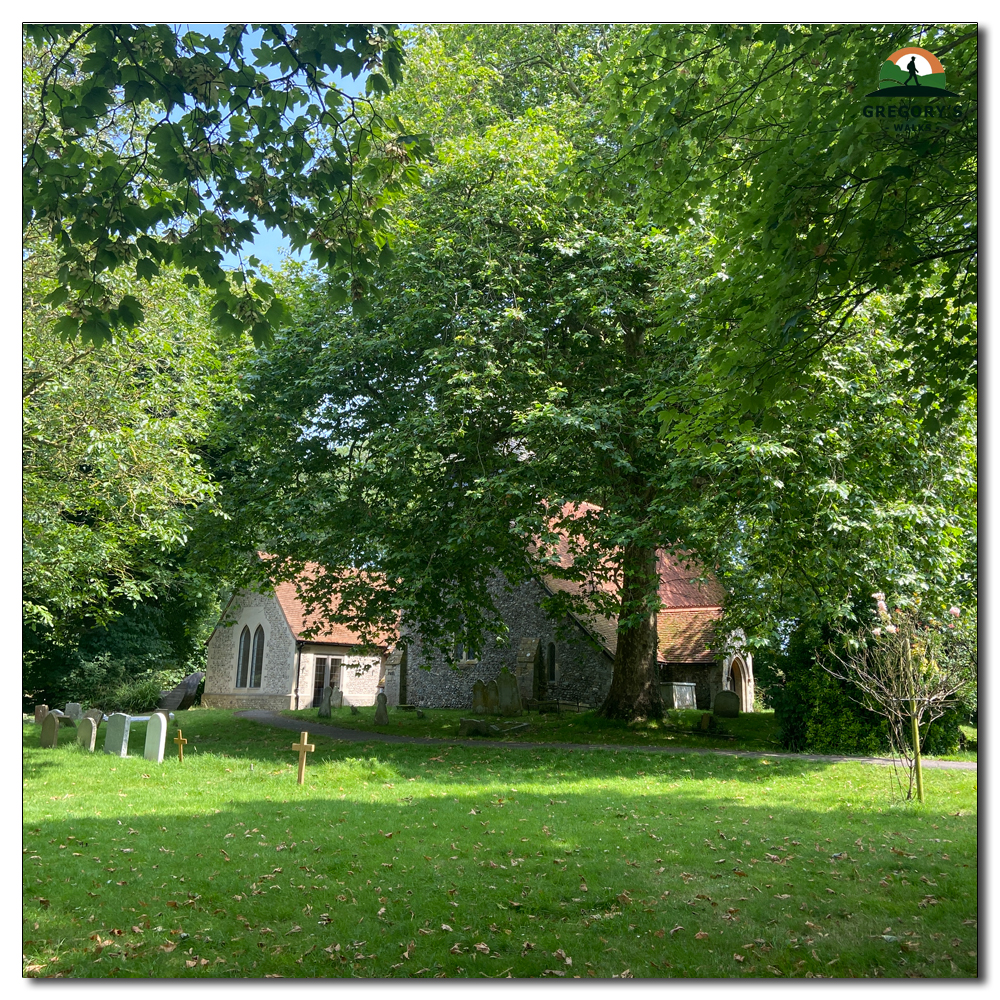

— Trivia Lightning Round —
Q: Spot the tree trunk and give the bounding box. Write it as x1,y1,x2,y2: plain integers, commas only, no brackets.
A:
599,542,663,720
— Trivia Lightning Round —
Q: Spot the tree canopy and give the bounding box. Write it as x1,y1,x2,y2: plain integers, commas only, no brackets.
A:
22,23,431,346
598,23,977,432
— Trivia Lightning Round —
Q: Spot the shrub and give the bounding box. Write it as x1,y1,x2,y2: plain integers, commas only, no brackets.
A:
104,677,163,715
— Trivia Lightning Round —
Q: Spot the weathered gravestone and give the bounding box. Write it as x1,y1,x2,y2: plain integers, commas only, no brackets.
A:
497,668,521,717
459,718,494,737
485,679,500,716
374,692,389,725
83,708,104,730
104,713,131,756
471,679,487,715
64,703,83,722
713,690,740,718
318,686,333,719
77,716,98,752
144,712,168,763
350,705,359,716
34,705,48,725
40,712,60,748
330,688,343,709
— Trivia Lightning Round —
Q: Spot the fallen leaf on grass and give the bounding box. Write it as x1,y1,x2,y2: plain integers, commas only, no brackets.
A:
695,932,710,940
734,954,745,962
159,943,176,953
542,969,566,977
474,943,490,954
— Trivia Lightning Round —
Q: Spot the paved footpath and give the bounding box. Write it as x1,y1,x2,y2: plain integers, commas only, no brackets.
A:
236,710,976,771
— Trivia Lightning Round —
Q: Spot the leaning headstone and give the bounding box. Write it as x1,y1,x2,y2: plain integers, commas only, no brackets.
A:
77,716,98,752
713,690,740,718
144,712,168,763
34,705,49,725
47,708,74,728
497,668,521,717
318,686,333,719
40,712,60,748
484,679,500,716
374,692,389,726
699,712,712,731
64,703,83,722
471,679,487,715
83,708,104,730
104,713,131,757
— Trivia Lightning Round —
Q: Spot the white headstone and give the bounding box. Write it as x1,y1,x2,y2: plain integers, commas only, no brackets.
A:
64,703,83,722
103,713,131,756
77,716,98,752
144,712,168,763
40,712,60,748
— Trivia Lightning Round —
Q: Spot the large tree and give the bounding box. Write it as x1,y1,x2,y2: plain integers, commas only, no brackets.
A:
212,27,714,720
22,23,430,346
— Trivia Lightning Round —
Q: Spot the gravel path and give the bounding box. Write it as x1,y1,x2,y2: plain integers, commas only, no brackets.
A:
235,710,977,771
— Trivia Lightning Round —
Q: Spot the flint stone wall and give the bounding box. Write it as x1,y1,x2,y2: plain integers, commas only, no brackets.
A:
398,574,614,709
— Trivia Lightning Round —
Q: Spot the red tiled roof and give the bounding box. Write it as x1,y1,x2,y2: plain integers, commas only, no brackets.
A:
657,608,723,663
262,560,395,649
535,503,725,662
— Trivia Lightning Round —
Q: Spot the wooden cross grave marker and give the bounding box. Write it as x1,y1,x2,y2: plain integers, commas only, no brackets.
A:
173,729,188,762
292,731,315,785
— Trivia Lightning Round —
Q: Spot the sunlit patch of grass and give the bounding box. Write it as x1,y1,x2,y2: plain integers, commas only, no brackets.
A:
23,711,978,978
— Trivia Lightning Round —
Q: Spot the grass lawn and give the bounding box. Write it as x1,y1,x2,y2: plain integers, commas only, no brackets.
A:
282,706,975,762
23,709,978,979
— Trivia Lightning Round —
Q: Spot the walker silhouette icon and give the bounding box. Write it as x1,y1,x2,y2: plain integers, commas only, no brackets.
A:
867,46,960,97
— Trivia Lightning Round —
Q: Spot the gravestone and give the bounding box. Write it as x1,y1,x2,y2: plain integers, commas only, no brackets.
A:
484,679,500,716
77,716,98,752
699,712,713,731
104,713,131,756
471,679,487,715
350,705,359,716
64,703,83,722
157,670,204,711
459,718,494,737
318,686,333,719
330,689,343,709
83,708,104,730
47,708,74,728
374,692,389,726
497,668,521,717
661,682,697,711
34,705,48,725
415,709,425,719
40,712,60,748
144,712,168,763
713,690,740,718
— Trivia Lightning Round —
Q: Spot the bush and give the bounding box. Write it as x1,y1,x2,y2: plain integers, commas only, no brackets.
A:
762,623,891,756
104,677,163,715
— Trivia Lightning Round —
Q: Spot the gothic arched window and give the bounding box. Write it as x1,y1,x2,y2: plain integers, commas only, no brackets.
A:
250,625,265,688
236,626,251,687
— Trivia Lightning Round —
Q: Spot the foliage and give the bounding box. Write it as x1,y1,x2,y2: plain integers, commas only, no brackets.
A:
102,675,164,715
23,230,246,635
600,23,978,430
679,310,977,647
22,23,431,346
759,622,891,756
23,710,979,978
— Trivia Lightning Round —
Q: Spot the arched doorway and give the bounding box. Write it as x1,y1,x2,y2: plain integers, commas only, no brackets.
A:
729,657,744,710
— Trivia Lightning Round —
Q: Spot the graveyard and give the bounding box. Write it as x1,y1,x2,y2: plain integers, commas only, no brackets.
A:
23,706,978,978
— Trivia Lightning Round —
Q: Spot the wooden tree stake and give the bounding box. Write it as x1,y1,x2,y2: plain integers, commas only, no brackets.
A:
173,729,188,762
292,731,315,785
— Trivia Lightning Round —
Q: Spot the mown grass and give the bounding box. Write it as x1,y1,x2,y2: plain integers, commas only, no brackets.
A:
284,706,786,753
283,706,975,761
23,709,978,979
